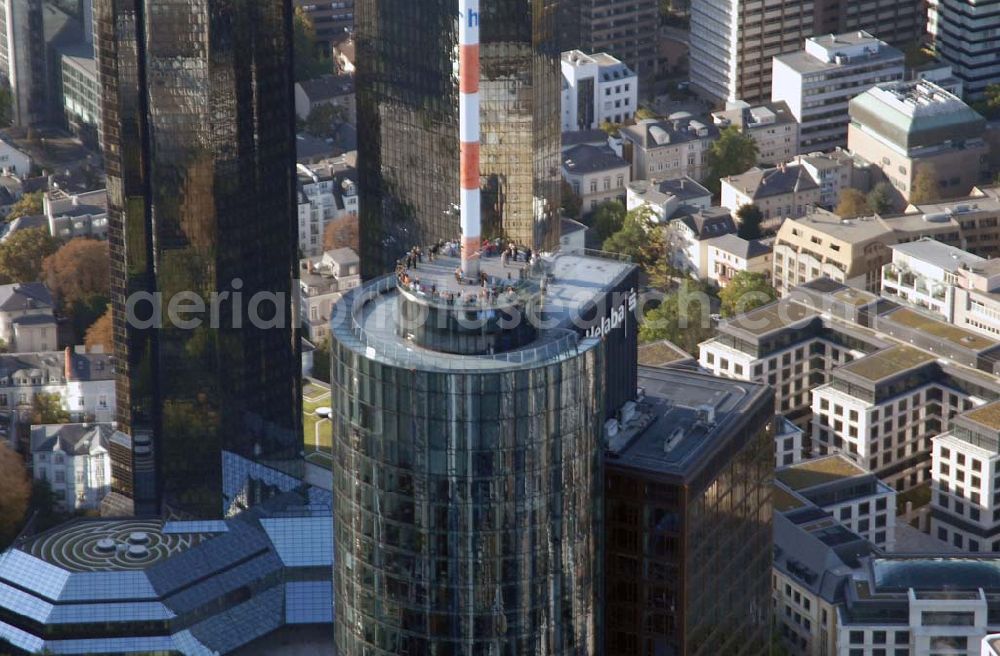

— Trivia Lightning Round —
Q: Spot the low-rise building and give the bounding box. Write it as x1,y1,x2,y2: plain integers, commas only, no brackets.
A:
0,136,31,177
931,401,1000,553
559,217,587,254
561,143,630,215
771,32,905,153
881,238,988,323
721,163,821,226
705,233,773,287
30,422,118,511
619,116,718,182
776,454,897,551
625,176,711,223
902,188,1000,259
711,100,799,165
299,248,361,343
667,207,737,278
296,157,357,257
293,74,355,123
773,210,897,295
0,283,56,352
43,187,108,240
848,80,989,204
793,150,871,210
560,50,638,131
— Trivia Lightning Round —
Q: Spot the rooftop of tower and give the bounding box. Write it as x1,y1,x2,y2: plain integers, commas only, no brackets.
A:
331,249,636,372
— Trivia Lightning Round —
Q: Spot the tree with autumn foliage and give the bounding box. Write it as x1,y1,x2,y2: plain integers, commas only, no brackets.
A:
323,214,359,252
0,440,30,547
85,307,113,353
42,238,110,339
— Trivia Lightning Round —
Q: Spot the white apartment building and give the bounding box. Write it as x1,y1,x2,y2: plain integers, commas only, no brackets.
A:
775,415,806,467
0,282,55,352
711,101,799,165
931,401,1000,553
626,176,711,223
560,50,638,131
705,233,773,288
299,248,361,343
689,0,816,104
561,144,630,215
928,0,1000,100
618,116,718,182
44,188,108,240
30,422,119,511
776,454,897,550
666,207,736,278
297,158,357,257
772,32,904,153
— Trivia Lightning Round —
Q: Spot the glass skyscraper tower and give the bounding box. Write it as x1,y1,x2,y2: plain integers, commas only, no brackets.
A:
355,0,563,277
94,0,302,518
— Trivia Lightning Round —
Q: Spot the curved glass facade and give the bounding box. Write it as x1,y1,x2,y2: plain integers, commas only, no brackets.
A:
355,0,562,277
330,283,605,654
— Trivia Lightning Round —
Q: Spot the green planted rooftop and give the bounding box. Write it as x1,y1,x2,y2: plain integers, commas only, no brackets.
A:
965,401,1000,432
776,455,867,491
725,301,817,337
838,344,935,382
888,307,995,351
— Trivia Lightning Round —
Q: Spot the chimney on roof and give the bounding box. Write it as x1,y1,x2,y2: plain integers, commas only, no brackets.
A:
64,346,73,381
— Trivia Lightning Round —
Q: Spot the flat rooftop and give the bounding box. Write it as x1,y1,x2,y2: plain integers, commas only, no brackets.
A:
606,366,771,477
776,455,868,492
873,558,1000,592
837,344,936,383
832,287,878,307
964,401,1000,432
884,307,995,352
637,339,693,367
721,300,817,337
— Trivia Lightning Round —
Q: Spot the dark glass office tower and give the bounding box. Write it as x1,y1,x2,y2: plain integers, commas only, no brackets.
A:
94,0,302,518
355,0,562,277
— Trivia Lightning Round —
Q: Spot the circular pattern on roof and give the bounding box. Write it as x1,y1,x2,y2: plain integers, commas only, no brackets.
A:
25,520,197,572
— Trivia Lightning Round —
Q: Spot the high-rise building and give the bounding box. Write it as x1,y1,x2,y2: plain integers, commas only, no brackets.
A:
294,0,353,50
355,0,562,277
604,366,775,656
813,0,925,48
329,249,637,654
0,0,44,126
928,0,1000,101
558,0,659,97
94,0,302,518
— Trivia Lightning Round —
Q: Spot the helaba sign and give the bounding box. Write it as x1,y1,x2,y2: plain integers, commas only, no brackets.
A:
587,289,638,339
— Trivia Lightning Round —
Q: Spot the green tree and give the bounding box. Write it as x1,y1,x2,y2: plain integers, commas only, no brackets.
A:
293,8,329,81
560,180,582,219
6,192,43,222
866,182,895,214
599,120,622,137
910,165,941,204
0,441,30,547
311,337,331,383
718,271,777,318
27,480,61,534
591,200,626,243
705,126,759,194
835,187,869,218
0,227,59,284
735,204,763,240
31,393,70,425
305,103,346,138
603,206,659,268
638,279,717,354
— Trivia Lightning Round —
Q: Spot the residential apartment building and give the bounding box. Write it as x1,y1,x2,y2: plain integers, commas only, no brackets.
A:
880,238,998,331
772,32,905,153
776,454,897,550
561,50,638,131
721,163,821,225
562,143,630,215
619,116,718,182
298,247,360,343
626,176,711,223
931,401,1000,553
667,207,737,278
689,0,816,104
0,135,30,176
928,0,1000,100
297,158,357,257
848,80,989,204
559,0,658,96
773,210,897,295
294,0,353,50
44,187,108,240
30,422,118,511
293,74,355,122
58,42,99,145
711,101,800,165
0,282,56,352
793,150,871,210
705,233,773,287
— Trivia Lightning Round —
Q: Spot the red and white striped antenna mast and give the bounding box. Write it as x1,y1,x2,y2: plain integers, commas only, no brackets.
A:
459,0,481,280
